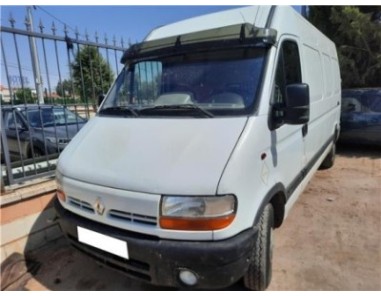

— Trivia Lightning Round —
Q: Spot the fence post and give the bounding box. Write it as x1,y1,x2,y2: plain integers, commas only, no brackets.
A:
1,11,126,187
26,6,44,104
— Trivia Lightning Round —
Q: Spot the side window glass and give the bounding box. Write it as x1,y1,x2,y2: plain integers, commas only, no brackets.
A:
274,50,285,106
283,41,302,85
272,40,302,123
3,112,12,129
4,111,24,130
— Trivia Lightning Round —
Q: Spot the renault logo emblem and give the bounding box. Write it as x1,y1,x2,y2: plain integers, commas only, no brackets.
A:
94,198,105,215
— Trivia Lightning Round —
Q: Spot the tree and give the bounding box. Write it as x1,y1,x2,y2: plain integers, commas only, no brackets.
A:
309,6,381,88
56,79,75,97
72,46,114,107
14,88,34,104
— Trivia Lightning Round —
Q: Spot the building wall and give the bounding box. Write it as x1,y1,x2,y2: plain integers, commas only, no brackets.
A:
0,180,62,263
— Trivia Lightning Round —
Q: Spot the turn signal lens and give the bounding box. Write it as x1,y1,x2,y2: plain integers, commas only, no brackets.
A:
57,188,66,202
160,214,235,231
55,170,66,202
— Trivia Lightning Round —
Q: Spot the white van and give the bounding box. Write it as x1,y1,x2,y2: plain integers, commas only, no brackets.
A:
55,6,341,290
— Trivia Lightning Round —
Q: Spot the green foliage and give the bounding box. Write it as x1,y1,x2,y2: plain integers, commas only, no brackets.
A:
0,88,35,105
309,6,381,88
14,88,35,104
43,97,87,105
71,46,114,106
56,79,76,97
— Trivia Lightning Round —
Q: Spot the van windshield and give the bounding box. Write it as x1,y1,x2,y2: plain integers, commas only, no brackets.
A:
100,48,266,117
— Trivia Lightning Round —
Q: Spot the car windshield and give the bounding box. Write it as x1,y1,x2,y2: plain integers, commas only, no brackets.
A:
100,48,266,117
22,107,86,128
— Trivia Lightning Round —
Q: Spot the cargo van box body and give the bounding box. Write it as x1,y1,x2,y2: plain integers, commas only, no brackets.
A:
55,6,341,290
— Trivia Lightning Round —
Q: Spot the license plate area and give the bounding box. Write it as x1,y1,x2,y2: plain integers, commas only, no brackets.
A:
77,226,129,259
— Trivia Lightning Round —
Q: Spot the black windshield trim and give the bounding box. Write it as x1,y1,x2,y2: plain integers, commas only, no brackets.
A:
139,104,214,118
99,106,139,117
123,39,271,65
122,23,277,64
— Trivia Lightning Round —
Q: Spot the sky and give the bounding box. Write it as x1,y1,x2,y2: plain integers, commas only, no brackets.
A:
0,2,378,46
1,6,247,45
0,5,305,96
1,5,249,94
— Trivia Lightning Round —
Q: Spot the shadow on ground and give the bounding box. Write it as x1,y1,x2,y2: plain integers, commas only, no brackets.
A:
1,201,247,291
5,144,378,291
337,142,381,159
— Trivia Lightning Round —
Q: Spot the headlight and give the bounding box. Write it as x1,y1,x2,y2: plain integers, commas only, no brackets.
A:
46,137,71,145
55,170,66,202
160,195,237,231
45,137,58,143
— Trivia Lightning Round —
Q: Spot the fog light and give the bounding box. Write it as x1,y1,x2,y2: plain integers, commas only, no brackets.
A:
179,269,198,286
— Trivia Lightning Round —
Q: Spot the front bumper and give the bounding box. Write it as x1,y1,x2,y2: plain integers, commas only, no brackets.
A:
54,198,257,289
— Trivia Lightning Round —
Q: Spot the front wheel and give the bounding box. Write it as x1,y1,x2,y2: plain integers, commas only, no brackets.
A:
243,203,274,291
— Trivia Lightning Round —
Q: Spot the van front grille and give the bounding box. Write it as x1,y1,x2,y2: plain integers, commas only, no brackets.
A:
109,209,157,226
68,196,94,213
66,196,157,226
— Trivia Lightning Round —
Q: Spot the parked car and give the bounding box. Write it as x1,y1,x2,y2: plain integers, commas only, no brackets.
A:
340,88,381,145
1,104,87,161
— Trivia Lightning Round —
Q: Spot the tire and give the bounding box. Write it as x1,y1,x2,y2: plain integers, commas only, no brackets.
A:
28,146,43,159
319,142,336,170
244,203,274,291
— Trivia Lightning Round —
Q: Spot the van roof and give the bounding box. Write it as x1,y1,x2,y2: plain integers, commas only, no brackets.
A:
145,6,272,42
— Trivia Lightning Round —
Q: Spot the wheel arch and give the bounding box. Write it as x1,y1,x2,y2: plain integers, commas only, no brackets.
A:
254,183,286,229
27,140,44,158
334,124,340,142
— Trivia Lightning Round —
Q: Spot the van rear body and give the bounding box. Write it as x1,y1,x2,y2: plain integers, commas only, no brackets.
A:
55,6,341,290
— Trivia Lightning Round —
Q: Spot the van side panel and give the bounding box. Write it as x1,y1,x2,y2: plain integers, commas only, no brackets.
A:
269,6,341,167
217,6,341,239
301,41,341,166
216,116,283,240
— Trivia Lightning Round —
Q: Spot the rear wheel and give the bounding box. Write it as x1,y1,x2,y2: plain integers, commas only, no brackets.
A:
243,203,274,291
319,142,336,170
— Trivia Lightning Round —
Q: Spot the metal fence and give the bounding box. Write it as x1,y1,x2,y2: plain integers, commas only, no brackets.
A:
1,10,127,187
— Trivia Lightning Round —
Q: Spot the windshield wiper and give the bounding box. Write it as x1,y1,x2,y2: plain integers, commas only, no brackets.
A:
140,104,214,118
99,106,138,117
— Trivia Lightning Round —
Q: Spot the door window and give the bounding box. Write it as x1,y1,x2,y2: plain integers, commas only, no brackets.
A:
3,111,25,130
272,40,302,125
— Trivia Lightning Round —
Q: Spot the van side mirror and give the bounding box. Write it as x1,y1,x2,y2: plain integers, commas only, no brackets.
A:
284,83,310,125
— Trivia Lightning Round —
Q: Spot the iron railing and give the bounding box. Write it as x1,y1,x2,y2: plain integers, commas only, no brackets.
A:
1,11,127,187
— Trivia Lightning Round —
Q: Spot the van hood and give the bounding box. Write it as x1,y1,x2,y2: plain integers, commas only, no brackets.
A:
58,116,247,195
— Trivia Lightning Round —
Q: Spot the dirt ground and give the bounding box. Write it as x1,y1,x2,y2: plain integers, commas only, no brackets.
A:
1,145,380,291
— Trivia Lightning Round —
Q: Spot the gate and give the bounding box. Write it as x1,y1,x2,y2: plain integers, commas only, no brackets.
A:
1,10,127,187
